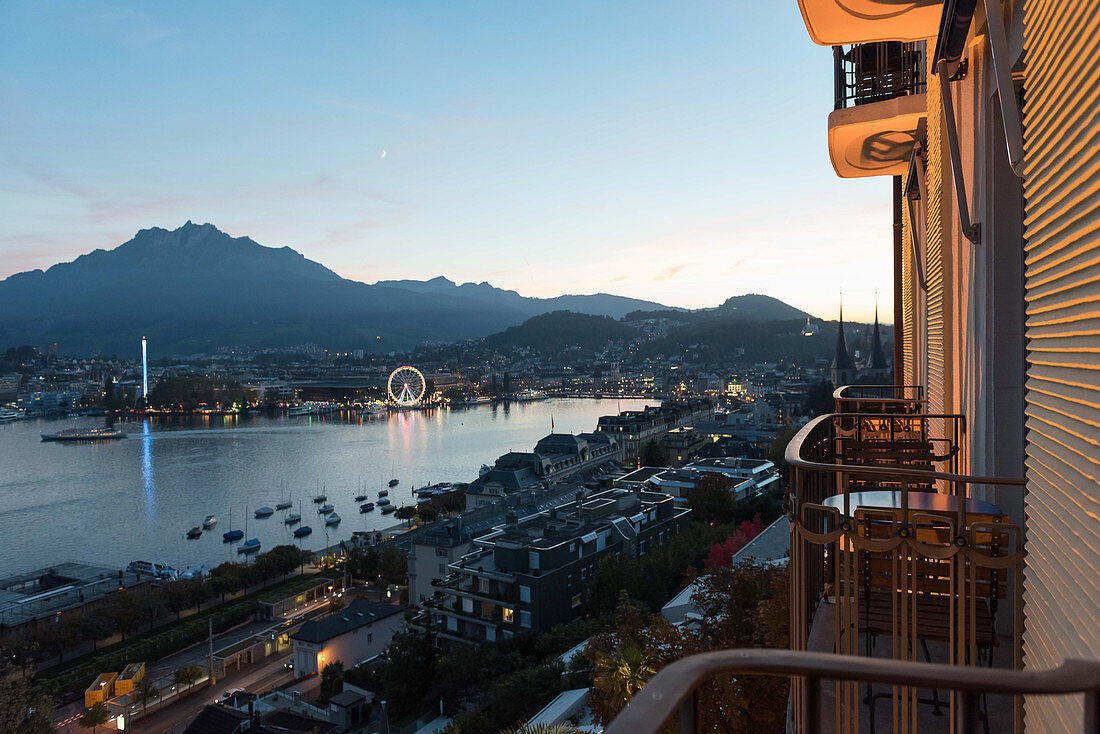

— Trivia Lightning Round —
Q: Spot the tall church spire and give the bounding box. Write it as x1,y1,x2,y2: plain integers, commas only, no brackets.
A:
831,293,856,387
870,291,889,371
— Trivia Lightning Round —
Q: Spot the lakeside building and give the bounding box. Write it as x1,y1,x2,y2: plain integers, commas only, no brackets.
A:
593,398,713,463
416,487,690,644
465,432,622,509
0,562,150,637
661,426,707,467
289,598,404,676
603,2,1100,733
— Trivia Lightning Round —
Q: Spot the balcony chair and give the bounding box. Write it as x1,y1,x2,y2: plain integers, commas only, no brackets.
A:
854,507,1008,734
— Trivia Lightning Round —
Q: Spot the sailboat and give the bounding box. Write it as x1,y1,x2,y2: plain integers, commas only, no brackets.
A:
238,507,259,553
354,476,369,503
284,499,302,525
222,508,244,542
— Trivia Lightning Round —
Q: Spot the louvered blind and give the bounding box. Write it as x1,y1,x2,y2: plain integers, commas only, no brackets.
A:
925,71,950,416
902,171,918,385
1020,0,1100,730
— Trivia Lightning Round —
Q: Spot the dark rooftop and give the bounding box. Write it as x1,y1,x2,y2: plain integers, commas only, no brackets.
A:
289,598,402,644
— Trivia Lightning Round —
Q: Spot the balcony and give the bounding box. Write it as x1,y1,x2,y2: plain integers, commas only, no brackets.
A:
602,649,1100,734
796,0,944,46
604,395,1034,733
828,42,927,178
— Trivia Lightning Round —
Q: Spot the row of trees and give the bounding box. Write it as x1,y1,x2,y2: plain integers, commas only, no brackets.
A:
146,375,254,411
3,545,309,672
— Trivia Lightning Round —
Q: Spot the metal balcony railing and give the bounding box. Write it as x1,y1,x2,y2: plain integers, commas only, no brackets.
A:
602,649,1100,734
834,42,926,111
785,412,1027,733
833,384,925,415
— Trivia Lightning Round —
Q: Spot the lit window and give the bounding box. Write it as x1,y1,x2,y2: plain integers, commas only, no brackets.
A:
502,607,514,623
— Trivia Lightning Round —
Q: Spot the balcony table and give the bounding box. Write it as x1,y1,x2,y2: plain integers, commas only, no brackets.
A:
822,490,1001,517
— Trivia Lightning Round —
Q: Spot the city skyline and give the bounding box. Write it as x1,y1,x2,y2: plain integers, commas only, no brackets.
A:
0,1,892,321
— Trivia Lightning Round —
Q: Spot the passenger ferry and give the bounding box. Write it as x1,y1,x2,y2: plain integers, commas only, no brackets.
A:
41,427,126,442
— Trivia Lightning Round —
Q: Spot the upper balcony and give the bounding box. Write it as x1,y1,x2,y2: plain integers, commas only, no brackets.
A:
828,42,927,178
796,0,944,46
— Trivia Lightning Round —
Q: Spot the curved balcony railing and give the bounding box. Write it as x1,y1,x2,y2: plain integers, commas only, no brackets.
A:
833,384,926,414
834,42,926,111
602,650,1100,734
785,413,1027,733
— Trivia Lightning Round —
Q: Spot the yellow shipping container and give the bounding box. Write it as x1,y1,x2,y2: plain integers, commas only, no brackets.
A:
84,672,117,708
114,662,145,695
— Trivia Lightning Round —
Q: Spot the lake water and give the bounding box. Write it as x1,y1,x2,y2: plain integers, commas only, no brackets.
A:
0,398,653,576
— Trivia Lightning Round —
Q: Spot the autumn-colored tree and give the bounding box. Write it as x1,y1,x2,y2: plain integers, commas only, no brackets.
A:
704,514,766,568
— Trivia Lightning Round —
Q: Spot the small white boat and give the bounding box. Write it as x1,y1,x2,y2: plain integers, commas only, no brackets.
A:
202,515,218,529
325,512,341,526
317,503,334,514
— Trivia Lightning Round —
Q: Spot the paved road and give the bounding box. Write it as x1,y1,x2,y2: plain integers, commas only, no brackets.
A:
129,655,295,734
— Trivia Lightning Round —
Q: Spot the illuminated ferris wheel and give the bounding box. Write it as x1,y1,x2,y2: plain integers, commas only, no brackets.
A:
387,366,426,407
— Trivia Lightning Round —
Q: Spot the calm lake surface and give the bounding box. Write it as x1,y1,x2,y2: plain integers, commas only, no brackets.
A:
0,398,653,576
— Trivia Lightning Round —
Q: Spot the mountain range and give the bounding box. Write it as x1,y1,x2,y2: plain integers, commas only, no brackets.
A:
0,222,824,356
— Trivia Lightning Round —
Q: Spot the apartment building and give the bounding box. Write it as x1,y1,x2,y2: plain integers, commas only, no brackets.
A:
594,398,712,463
603,2,1100,733
420,488,690,645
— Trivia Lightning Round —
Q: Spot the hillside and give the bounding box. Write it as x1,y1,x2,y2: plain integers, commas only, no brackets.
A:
481,311,638,354
0,223,668,355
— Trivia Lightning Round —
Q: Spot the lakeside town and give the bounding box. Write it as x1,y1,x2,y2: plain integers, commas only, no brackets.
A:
0,310,887,733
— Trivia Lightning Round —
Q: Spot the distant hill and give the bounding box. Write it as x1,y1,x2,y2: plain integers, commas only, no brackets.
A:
0,223,668,355
482,311,638,354
715,294,811,321
375,276,668,319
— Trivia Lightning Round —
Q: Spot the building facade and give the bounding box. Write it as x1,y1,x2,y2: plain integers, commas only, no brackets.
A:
421,488,691,644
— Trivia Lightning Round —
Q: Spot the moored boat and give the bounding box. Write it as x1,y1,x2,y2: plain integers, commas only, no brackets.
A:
312,494,327,503
275,500,293,511
41,427,126,442
317,503,334,514
284,513,301,525
293,525,312,538
379,489,389,497
202,515,218,529
254,506,274,518
359,502,374,512
237,538,260,553
377,497,391,506
381,504,396,514
186,526,202,539
354,494,370,502
223,529,244,542
387,479,399,488
325,512,341,526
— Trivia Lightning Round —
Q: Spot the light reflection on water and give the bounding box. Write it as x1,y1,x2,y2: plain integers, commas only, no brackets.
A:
0,398,652,575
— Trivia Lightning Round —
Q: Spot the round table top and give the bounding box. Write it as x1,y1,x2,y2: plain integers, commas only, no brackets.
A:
822,490,1002,516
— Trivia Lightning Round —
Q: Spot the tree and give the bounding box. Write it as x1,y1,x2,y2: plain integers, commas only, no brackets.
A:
585,562,790,731
104,592,145,639
77,613,117,651
395,505,417,525
704,514,766,568
78,702,110,733
320,660,345,699
132,676,160,713
208,563,241,602
592,646,655,717
0,661,55,733
639,440,669,467
687,473,736,526
381,545,407,579
174,663,204,693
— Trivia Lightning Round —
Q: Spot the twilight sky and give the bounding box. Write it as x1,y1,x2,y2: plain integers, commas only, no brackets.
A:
0,1,892,321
